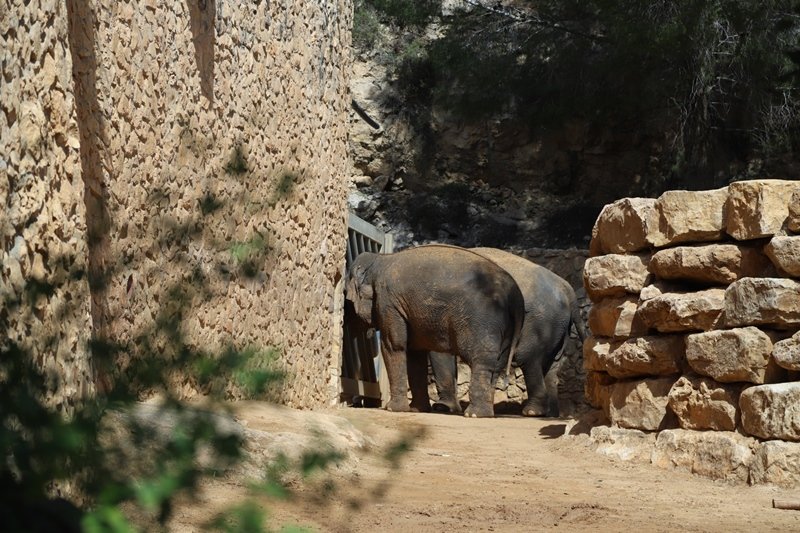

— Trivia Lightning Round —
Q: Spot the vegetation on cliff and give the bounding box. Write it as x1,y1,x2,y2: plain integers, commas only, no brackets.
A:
353,0,800,246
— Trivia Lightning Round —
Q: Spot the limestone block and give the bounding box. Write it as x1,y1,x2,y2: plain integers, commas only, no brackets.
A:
686,327,785,384
585,370,616,411
608,377,677,431
650,188,729,247
751,440,800,487
764,236,800,277
589,426,656,462
726,179,800,240
636,288,725,333
667,374,742,431
638,281,684,301
589,198,658,256
601,335,685,379
583,254,651,301
649,244,772,285
774,331,800,371
582,336,621,372
724,278,800,329
740,383,800,441
587,296,646,339
788,190,800,233
651,429,755,484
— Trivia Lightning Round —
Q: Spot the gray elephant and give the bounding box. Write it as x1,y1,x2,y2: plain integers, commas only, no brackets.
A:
345,244,524,418
430,248,586,416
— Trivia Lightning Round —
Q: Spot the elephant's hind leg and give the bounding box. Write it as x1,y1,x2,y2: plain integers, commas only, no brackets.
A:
407,350,432,412
463,356,497,418
429,352,462,414
521,361,548,416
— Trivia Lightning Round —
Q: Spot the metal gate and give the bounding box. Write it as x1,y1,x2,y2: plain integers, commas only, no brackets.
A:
341,213,393,406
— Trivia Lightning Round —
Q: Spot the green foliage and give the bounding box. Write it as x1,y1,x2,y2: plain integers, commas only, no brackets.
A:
352,2,383,49
367,0,800,187
0,274,283,530
357,0,441,29
2,250,422,532
230,233,271,279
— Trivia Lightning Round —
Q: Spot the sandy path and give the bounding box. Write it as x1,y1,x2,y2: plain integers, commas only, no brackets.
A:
169,405,800,532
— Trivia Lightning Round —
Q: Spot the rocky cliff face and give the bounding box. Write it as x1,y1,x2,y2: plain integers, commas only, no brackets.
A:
347,13,672,252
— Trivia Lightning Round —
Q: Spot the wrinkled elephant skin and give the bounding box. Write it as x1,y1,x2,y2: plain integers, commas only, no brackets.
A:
345,245,524,418
430,248,585,417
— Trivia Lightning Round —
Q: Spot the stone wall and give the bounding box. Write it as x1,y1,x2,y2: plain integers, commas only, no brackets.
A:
583,179,800,485
3,0,352,410
1,0,95,411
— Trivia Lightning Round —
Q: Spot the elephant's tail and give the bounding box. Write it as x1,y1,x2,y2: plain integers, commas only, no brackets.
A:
503,291,525,387
569,298,587,342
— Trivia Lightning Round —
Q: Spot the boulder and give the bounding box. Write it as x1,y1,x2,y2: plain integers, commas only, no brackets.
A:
667,374,742,431
636,288,725,333
751,440,800,487
726,180,800,240
740,382,800,441
789,190,800,234
588,426,656,462
650,188,728,247
764,236,800,277
587,296,646,339
773,331,800,371
723,278,800,329
585,370,616,411
582,336,621,372
589,198,658,256
601,335,685,379
608,377,677,431
686,327,785,384
651,429,755,484
649,244,772,285
583,254,651,301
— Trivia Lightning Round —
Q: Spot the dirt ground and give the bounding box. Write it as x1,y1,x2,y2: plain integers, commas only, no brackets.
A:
168,403,800,532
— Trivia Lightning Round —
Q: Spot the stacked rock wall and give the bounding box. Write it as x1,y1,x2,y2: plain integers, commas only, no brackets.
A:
584,179,800,485
2,0,352,410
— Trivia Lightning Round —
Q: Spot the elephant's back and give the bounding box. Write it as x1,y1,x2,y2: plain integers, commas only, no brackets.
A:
386,245,522,308
471,247,574,310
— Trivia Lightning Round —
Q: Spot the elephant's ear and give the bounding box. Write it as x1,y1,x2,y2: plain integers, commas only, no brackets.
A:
346,263,376,325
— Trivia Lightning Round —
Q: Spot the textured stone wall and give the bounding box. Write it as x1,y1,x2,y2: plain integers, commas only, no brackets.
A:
583,179,800,486
1,0,95,411
4,0,352,410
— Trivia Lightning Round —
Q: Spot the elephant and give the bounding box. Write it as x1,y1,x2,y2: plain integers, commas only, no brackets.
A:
345,244,524,418
430,248,586,417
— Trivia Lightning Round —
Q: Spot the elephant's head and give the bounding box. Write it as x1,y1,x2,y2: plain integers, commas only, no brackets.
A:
345,252,379,325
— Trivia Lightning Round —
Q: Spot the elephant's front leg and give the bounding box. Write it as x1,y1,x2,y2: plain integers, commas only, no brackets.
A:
521,361,548,417
407,350,431,412
429,352,462,414
380,331,412,412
